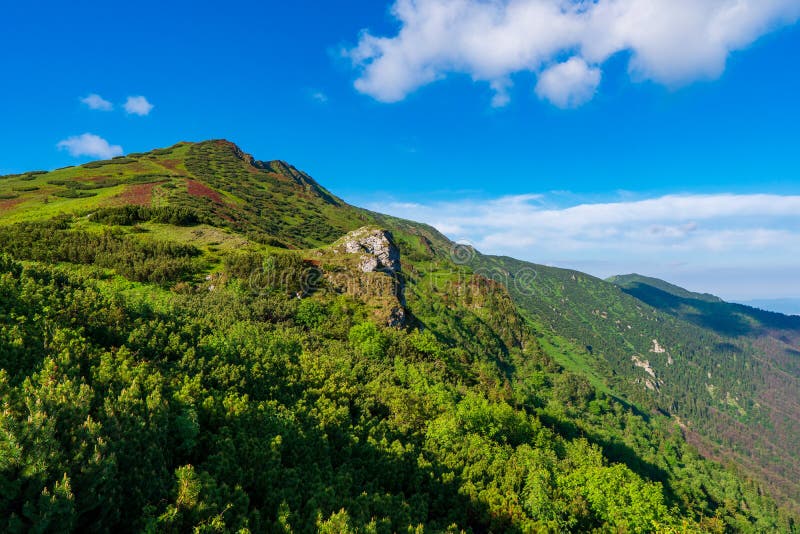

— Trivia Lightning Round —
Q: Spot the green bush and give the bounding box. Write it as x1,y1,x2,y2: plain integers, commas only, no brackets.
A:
89,206,200,226
53,189,97,199
0,219,200,283
349,322,389,358
295,299,328,328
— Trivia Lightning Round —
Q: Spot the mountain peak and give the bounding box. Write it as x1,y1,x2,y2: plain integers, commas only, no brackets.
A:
0,139,356,248
607,273,723,303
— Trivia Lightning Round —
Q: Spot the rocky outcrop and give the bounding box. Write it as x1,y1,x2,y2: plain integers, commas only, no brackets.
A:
324,227,406,326
632,355,663,391
338,227,401,274
650,339,667,354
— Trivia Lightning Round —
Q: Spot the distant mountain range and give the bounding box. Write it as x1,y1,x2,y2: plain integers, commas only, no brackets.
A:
737,298,800,316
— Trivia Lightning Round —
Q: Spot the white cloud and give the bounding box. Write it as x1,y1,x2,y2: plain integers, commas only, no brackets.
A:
57,133,123,159
124,95,154,116
489,78,512,107
81,93,113,111
366,192,800,299
311,90,329,103
535,57,601,108
347,0,800,106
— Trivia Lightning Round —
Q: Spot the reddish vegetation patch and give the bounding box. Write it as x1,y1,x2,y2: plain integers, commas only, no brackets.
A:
114,182,157,206
0,197,24,211
86,175,112,183
187,179,224,203
159,159,183,172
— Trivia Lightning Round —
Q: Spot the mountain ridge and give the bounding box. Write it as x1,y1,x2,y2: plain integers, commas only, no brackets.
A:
607,273,724,303
609,272,800,338
1,139,798,531
738,298,800,316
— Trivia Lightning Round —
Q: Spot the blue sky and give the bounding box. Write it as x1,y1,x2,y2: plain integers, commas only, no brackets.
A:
2,1,799,301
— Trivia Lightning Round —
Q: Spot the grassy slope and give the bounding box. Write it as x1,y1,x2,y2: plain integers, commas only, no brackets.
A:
0,140,367,249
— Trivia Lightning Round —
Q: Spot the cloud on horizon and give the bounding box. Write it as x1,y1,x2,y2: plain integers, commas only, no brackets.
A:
57,133,123,159
347,0,800,107
124,95,154,116
366,192,800,299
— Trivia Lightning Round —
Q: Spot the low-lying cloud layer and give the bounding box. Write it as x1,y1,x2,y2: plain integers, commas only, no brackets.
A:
367,193,800,299
347,0,800,107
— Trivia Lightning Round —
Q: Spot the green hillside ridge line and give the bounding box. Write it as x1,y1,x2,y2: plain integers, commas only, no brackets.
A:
609,273,800,337
1,140,798,531
474,254,800,516
608,273,724,303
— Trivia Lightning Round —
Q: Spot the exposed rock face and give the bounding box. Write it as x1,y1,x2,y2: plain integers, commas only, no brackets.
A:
326,227,406,326
632,355,656,378
339,227,401,274
632,354,663,391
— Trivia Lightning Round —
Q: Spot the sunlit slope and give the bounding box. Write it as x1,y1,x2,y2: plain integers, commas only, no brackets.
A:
0,140,367,247
1,140,798,530
478,254,800,511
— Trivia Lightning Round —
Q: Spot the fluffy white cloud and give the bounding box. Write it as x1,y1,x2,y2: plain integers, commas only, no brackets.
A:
81,93,113,111
57,133,123,159
535,57,601,108
366,192,800,298
124,95,154,116
347,0,800,106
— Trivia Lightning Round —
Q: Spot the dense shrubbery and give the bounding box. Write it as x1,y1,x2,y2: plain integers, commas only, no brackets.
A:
49,179,110,190
53,189,97,198
83,157,135,168
0,220,200,283
481,256,800,513
224,250,322,296
0,139,795,531
89,205,201,226
0,254,792,532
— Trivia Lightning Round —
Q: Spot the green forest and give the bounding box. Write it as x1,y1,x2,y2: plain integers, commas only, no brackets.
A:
0,140,798,532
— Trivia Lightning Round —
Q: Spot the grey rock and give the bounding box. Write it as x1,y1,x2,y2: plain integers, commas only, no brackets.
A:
340,227,401,273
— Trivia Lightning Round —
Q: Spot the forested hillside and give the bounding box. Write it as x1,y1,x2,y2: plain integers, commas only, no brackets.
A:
477,256,800,517
0,141,797,532
609,273,800,341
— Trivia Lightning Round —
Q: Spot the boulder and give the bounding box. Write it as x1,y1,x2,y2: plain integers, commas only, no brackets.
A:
339,227,401,273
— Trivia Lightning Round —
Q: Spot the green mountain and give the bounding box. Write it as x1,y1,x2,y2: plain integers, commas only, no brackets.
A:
607,274,724,303
0,140,798,532
609,273,800,338
473,256,800,518
739,298,800,317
